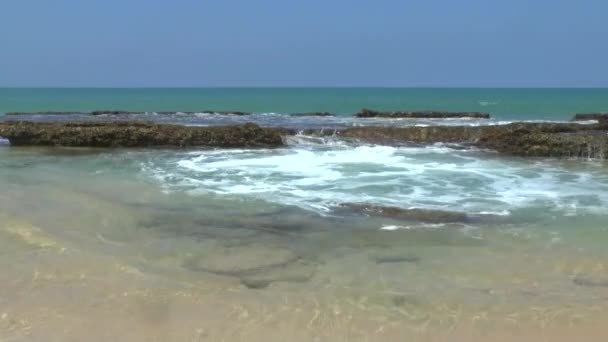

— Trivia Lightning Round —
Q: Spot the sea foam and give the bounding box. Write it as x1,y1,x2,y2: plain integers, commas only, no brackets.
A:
144,142,608,217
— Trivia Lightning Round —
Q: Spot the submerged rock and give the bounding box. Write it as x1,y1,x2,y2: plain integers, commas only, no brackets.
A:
372,254,420,264
239,259,316,289
339,203,469,223
573,276,608,288
182,244,299,276
356,108,490,119
289,112,335,117
571,113,608,121
0,121,285,148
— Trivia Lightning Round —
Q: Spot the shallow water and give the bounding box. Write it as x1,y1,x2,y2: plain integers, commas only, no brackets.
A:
2,141,608,341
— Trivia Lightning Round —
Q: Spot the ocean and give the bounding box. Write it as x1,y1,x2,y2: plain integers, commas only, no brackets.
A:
2,87,608,119
1,88,608,341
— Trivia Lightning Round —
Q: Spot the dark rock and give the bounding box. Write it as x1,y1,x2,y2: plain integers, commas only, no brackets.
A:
356,108,490,119
340,125,482,145
182,245,299,277
573,276,608,288
197,110,251,116
571,113,608,121
340,122,608,159
339,203,468,223
5,111,85,115
239,259,316,288
91,110,251,115
373,255,420,264
289,112,335,117
91,110,134,115
477,123,608,158
241,279,271,289
0,121,285,148
599,116,608,129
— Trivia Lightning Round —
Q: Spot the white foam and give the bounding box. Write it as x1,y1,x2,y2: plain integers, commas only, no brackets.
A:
144,144,608,217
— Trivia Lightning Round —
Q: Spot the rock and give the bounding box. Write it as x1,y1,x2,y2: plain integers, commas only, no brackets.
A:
356,108,490,119
339,203,468,223
289,112,335,117
0,121,285,148
241,279,271,289
340,125,481,145
5,111,84,115
5,110,252,116
340,122,608,159
239,259,316,289
91,110,134,115
373,254,420,264
182,244,299,277
476,123,608,158
571,113,608,121
196,110,251,116
573,276,608,288
91,110,251,115
599,116,608,129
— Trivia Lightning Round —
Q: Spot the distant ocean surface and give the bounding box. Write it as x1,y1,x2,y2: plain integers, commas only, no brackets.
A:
1,87,608,120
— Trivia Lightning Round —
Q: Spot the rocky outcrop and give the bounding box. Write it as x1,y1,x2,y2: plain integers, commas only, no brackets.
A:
5,111,83,115
90,110,251,115
0,121,285,148
340,125,482,144
289,112,335,117
356,108,490,119
572,113,608,121
339,122,608,158
5,110,252,116
477,123,608,158
339,203,469,223
91,110,251,115
1,119,606,158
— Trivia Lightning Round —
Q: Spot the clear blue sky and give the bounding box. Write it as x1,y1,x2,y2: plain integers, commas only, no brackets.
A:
1,0,607,87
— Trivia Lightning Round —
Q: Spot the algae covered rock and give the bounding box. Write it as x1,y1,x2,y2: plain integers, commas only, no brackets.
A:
0,121,285,148
356,108,490,119
571,113,608,121
339,203,469,223
289,112,335,117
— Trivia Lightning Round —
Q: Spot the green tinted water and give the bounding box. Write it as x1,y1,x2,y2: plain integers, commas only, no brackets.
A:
1,88,608,119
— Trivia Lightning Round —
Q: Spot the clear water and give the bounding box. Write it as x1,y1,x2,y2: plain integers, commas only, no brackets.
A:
2,89,608,341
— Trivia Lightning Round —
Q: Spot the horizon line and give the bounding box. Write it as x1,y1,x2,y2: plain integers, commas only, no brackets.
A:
1,86,608,89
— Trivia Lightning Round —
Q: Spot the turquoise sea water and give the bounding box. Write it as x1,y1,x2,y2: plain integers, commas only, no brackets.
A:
2,88,608,340
1,87,608,119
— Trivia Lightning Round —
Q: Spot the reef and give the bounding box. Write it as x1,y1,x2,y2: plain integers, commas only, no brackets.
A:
1,119,606,158
571,113,608,121
339,122,608,158
5,110,251,116
0,121,285,148
339,203,469,223
356,108,490,119
289,112,335,117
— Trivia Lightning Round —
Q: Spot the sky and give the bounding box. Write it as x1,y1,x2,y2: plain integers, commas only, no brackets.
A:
0,0,607,87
